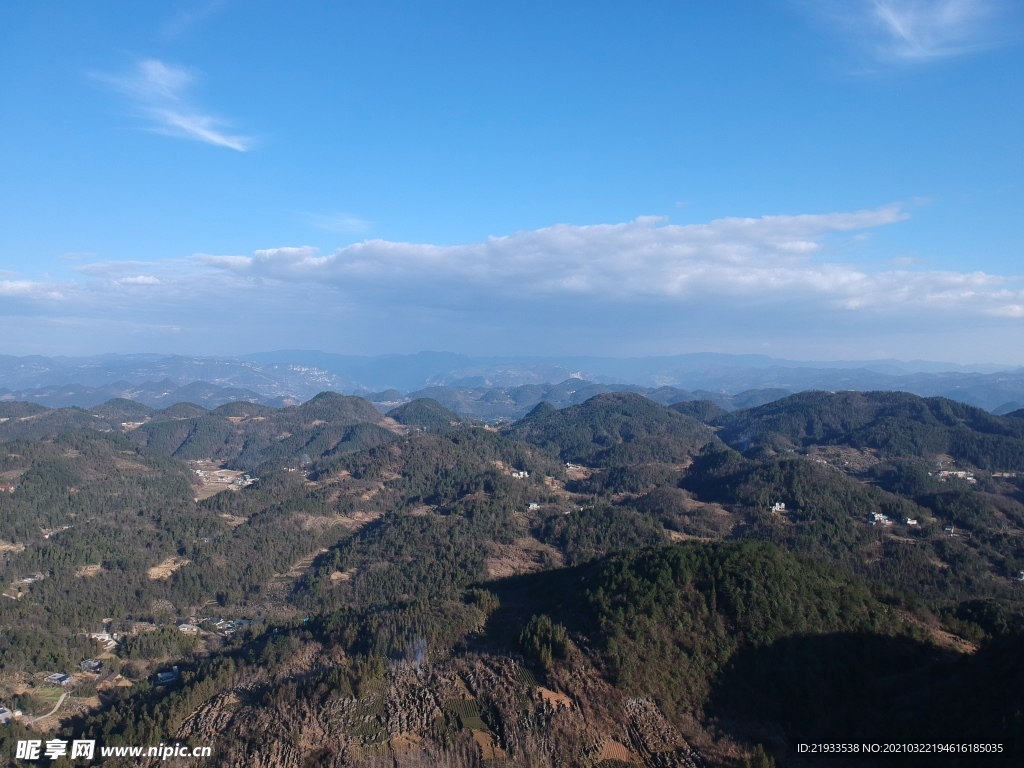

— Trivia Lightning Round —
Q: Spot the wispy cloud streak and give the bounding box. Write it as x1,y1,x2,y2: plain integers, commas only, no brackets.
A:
805,0,1019,62
871,0,1012,59
96,59,252,151
305,212,372,235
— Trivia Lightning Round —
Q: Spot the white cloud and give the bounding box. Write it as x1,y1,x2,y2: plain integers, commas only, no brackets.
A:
192,254,252,270
0,280,65,300
804,0,1019,62
6,206,1023,360
95,59,252,151
76,260,161,276
183,205,1024,318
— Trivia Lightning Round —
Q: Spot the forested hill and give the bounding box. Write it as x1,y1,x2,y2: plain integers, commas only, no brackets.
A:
713,390,1024,469
0,389,1023,766
386,397,464,432
507,392,718,466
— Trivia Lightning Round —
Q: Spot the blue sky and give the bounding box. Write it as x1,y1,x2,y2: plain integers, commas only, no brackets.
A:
1,1,1022,362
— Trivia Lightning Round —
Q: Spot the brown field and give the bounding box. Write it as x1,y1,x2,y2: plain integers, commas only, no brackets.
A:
597,739,637,764
112,456,152,473
296,509,381,533
74,564,104,578
538,687,573,710
272,548,330,588
340,510,383,529
359,484,384,501
0,541,25,554
472,729,507,760
667,530,714,543
219,513,248,527
380,416,411,435
485,537,563,579
190,460,246,500
896,610,978,654
148,556,190,580
564,464,594,481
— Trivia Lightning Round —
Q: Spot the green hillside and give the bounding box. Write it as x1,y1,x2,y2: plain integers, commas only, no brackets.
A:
577,541,901,716
508,392,718,466
387,397,465,432
720,390,1024,469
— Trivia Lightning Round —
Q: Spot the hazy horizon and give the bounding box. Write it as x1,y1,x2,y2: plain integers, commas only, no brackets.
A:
2,347,1020,372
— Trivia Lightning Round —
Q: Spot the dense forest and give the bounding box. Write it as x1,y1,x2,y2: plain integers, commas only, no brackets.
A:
1,389,1022,766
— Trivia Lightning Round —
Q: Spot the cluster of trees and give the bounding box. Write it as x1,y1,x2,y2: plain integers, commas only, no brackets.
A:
575,541,902,719
535,505,665,565
518,614,571,669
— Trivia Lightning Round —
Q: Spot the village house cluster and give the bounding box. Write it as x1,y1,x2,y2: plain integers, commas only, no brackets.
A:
194,468,257,489
3,571,48,601
931,469,976,484
177,616,257,638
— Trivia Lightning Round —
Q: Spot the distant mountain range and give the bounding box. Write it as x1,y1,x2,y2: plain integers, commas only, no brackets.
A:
0,379,283,410
1,351,1022,415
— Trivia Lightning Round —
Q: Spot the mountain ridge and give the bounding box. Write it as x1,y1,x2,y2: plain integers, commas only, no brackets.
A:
2,351,1024,415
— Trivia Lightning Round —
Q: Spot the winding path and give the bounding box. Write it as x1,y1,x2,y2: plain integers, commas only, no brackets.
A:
28,692,67,725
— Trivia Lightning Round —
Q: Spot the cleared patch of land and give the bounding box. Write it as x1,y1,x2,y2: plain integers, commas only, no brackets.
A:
667,530,714,543
598,739,637,764
471,729,506,760
538,687,573,710
219,513,248,527
272,548,330,591
113,459,151,474
190,460,248,500
148,556,190,580
74,564,104,578
564,464,594,481
294,510,382,533
896,610,978,654
330,567,358,582
380,416,411,435
485,537,563,579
